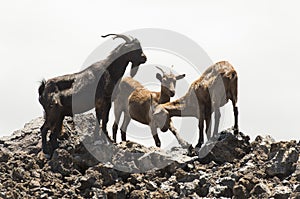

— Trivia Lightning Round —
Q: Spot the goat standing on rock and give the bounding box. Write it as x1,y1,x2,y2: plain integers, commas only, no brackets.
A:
38,34,147,156
152,61,239,148
112,66,188,147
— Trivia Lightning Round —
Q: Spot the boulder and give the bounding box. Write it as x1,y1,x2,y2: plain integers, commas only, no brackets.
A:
265,141,299,178
272,185,291,199
198,130,251,164
250,183,271,198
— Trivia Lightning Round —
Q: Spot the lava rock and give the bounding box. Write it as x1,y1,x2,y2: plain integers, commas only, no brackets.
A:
198,130,251,164
265,141,299,178
250,183,271,197
0,113,299,198
272,185,291,199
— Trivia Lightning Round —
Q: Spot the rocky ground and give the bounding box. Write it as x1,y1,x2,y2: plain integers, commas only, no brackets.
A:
0,113,299,198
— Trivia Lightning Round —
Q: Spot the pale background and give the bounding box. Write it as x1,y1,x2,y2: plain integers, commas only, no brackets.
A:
0,1,299,145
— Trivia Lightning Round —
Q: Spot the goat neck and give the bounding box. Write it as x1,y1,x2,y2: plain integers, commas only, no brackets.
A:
157,89,171,104
107,56,130,82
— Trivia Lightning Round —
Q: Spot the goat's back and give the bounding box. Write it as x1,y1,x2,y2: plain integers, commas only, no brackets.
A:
114,77,144,102
191,61,238,107
128,88,156,125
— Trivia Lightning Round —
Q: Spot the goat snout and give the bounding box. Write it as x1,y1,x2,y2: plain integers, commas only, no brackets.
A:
169,90,175,97
141,53,147,63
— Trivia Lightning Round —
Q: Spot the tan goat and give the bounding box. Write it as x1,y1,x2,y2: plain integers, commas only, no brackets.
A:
152,61,239,148
112,66,188,147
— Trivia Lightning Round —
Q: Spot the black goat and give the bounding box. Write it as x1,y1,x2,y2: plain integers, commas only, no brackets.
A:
38,34,147,155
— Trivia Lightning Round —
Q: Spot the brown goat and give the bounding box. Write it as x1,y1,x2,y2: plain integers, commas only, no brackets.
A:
38,34,147,155
112,66,187,147
152,61,238,148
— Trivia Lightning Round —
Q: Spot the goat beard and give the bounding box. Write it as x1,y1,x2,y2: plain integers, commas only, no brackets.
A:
130,65,139,77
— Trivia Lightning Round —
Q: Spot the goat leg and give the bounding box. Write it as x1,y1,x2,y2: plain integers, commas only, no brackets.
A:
120,114,131,141
233,106,239,135
150,125,161,147
49,132,59,155
205,109,212,140
196,113,205,148
213,108,221,137
40,123,49,154
121,130,127,142
112,122,118,142
112,105,122,143
168,120,189,148
49,117,63,155
101,102,113,141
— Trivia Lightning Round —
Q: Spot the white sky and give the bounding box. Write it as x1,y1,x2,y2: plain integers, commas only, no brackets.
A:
0,1,299,143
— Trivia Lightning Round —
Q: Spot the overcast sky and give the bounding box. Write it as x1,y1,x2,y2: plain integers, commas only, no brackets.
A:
0,1,299,144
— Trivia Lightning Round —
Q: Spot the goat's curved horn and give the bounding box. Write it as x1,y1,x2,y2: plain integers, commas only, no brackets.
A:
101,34,132,43
155,66,166,75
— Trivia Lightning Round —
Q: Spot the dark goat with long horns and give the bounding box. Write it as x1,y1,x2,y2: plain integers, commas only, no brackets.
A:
38,34,147,155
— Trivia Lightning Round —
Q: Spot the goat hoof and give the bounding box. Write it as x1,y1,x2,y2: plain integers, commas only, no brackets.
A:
42,145,51,155
195,143,202,148
187,145,197,157
234,129,239,135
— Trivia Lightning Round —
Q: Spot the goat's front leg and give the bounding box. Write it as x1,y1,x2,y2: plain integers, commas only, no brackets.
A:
150,124,161,147
168,120,189,148
100,100,113,141
112,105,122,143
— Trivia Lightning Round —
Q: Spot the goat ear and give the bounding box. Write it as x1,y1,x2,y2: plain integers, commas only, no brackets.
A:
156,73,162,82
176,74,186,80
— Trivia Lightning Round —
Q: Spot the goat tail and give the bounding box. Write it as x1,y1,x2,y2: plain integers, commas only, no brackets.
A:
231,71,238,80
38,79,46,96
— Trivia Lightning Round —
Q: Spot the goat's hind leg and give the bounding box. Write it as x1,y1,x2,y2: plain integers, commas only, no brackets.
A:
49,116,63,155
213,108,221,137
205,107,212,141
196,110,205,148
40,122,49,154
232,102,239,135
